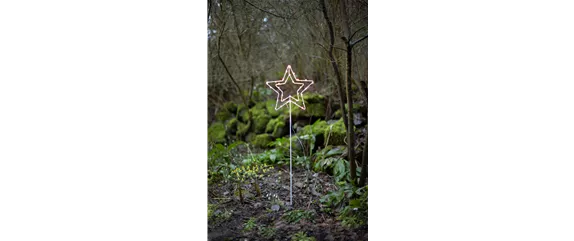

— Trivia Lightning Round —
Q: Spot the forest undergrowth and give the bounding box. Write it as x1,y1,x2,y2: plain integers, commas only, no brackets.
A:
208,123,368,240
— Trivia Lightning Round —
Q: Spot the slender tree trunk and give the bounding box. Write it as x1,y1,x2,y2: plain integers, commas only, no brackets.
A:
320,0,349,129
359,128,368,187
340,0,357,184
345,42,356,184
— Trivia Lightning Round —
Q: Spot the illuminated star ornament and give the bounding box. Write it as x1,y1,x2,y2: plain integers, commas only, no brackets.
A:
266,65,314,111
266,65,313,206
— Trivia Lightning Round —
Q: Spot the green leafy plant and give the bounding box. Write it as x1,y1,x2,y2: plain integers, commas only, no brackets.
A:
291,231,316,241
321,183,368,228
282,209,315,224
297,134,316,157
208,141,244,184
313,146,345,168
338,185,368,228
253,148,286,165
243,217,257,232
258,225,276,238
208,203,216,221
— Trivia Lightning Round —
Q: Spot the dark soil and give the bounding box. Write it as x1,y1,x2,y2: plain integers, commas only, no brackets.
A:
208,165,368,241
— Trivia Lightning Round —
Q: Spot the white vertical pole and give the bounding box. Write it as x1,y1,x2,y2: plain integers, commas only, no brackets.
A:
289,101,292,206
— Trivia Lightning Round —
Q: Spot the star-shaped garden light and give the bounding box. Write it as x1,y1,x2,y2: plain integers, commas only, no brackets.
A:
266,65,314,110
265,65,313,207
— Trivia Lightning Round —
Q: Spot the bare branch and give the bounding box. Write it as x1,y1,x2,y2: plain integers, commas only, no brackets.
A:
351,35,368,47
349,25,367,42
243,0,294,20
217,15,247,106
315,42,329,53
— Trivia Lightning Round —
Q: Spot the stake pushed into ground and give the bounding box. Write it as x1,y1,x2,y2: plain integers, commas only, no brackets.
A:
266,65,314,206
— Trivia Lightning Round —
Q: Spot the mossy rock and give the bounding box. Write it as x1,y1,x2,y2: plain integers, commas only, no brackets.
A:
208,122,226,144
289,94,326,118
299,119,328,149
236,121,251,137
265,100,281,117
251,133,272,148
225,118,238,135
249,104,271,134
265,116,287,138
345,103,361,113
324,118,346,146
304,93,325,103
245,132,257,143
215,109,232,122
237,104,249,122
334,109,343,119
305,102,326,118
223,102,238,113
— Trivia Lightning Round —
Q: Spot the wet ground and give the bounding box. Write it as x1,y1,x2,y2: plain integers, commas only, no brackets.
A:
208,165,367,241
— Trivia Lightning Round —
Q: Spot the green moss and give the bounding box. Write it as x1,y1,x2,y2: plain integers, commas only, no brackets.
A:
236,121,251,137
300,119,328,135
272,123,286,138
266,117,286,138
344,103,361,113
303,93,325,103
289,106,301,116
250,105,271,134
305,102,326,118
237,104,249,122
223,102,238,113
298,94,325,117
252,133,272,148
299,120,328,148
324,119,346,146
215,109,232,122
226,118,238,135
334,109,343,119
245,132,257,143
265,100,281,117
208,122,226,144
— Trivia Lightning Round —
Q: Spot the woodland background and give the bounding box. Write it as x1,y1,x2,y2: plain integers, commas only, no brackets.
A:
207,0,369,240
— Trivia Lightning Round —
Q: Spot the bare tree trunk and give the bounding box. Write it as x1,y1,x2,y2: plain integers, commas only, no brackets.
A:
359,128,368,187
320,0,349,129
345,42,356,184
340,0,357,184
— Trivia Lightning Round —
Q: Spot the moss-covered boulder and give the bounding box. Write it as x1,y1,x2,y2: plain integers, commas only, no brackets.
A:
214,108,232,122
334,109,343,119
324,118,346,146
298,119,328,149
223,102,238,113
208,122,226,144
249,104,271,134
236,121,251,137
265,116,287,138
225,117,238,135
237,104,249,122
291,93,326,118
245,132,257,143
265,100,281,118
252,133,272,148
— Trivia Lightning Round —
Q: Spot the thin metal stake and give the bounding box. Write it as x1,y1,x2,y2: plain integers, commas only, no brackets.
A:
289,101,293,206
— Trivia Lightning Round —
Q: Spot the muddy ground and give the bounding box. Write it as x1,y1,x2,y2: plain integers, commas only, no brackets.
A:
208,165,367,241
